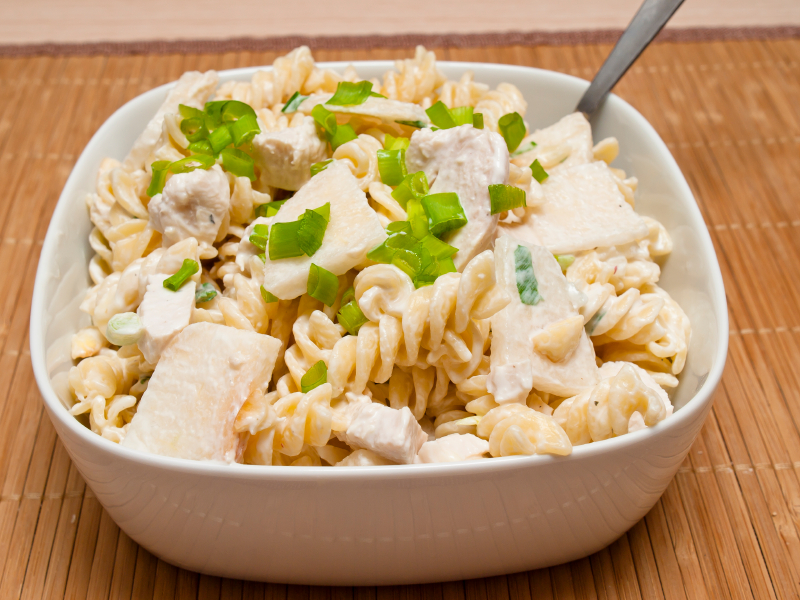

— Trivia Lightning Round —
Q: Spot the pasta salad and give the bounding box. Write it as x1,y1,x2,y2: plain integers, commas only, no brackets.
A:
68,46,691,466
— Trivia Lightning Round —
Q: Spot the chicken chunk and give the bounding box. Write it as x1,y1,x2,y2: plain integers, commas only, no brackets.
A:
251,117,327,191
406,125,509,270
136,273,195,364
123,70,219,172
498,161,649,255
123,322,281,462
511,112,594,171
489,235,599,400
258,161,386,299
341,403,427,464
298,93,429,125
416,433,490,463
148,165,231,247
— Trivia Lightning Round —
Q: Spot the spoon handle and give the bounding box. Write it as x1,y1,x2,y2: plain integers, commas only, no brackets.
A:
576,0,685,116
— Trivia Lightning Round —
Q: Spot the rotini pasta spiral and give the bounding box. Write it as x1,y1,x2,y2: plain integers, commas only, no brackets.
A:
474,83,527,133
378,46,446,105
332,134,383,192
475,404,572,457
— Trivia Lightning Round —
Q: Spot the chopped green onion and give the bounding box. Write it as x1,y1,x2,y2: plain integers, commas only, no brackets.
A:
297,207,329,256
282,91,309,113
337,301,368,335
229,113,260,146
163,259,199,291
260,286,279,303
530,159,549,183
310,159,333,177
498,112,526,152
511,140,537,157
384,134,410,151
472,113,484,129
329,123,357,151
180,117,209,143
327,81,375,106
369,91,387,99
489,184,527,215
169,154,215,174
208,125,233,154
257,253,266,262
249,224,270,251
307,264,339,306
366,239,396,264
391,171,429,209
311,104,338,137
179,104,205,120
188,140,214,155
415,234,457,260
341,286,355,306
406,198,429,239
301,360,328,393
425,101,457,129
514,245,542,305
203,100,228,127
437,256,457,275
449,106,474,126
146,160,171,197
396,120,427,129
555,254,575,271
386,231,418,251
106,312,144,346
220,148,255,181
421,193,468,237
259,199,289,218
386,221,412,235
268,221,304,259
305,202,330,221
195,283,218,303
377,148,407,186
391,248,421,280
220,100,257,123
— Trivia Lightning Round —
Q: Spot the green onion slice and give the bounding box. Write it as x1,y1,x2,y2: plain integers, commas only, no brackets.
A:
489,184,527,215
208,125,233,154
307,264,339,306
248,224,270,251
530,159,549,183
377,148,407,186
259,199,289,218
555,254,575,271
511,140,537,157
106,312,143,346
146,160,171,197
179,104,205,120
421,193,468,237
311,104,338,137
310,159,333,177
498,112,526,152
406,198,429,239
384,134,410,151
391,171,429,209
386,221,412,235
203,101,228,127
449,106,474,126
195,283,217,303
329,123,357,151
514,245,542,305
472,113,484,129
297,207,329,256
188,140,214,156
415,234,457,260
282,91,309,113
169,154,215,174
229,113,261,146
340,286,356,306
337,301,368,335
163,259,199,291
396,120,427,129
220,100,257,123
437,256,457,275
425,102,457,129
327,81,375,106
180,117,209,143
301,359,328,393
260,286,279,303
268,221,304,260
391,248,421,280
220,148,256,181
366,239,396,264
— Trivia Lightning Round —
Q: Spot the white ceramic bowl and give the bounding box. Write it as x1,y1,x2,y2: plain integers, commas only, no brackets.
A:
30,61,728,585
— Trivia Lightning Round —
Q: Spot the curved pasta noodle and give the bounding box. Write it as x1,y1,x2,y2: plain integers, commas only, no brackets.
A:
333,135,383,191
378,46,446,105
474,83,527,133
476,404,571,457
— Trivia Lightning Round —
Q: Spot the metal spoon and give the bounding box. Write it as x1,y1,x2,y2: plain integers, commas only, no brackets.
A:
576,0,685,117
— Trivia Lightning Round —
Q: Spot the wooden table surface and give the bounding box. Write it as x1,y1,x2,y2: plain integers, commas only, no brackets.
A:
1,34,800,599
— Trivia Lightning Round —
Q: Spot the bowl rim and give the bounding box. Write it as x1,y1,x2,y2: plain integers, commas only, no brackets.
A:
29,60,729,481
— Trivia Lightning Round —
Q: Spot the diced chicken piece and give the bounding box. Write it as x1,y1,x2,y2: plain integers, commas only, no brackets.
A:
511,112,594,171
416,433,490,463
341,402,427,464
123,322,281,462
406,125,509,270
136,274,195,364
251,117,327,191
498,161,649,255
149,165,231,247
489,235,599,400
598,361,673,432
336,449,397,466
298,94,429,125
123,71,219,172
258,161,386,299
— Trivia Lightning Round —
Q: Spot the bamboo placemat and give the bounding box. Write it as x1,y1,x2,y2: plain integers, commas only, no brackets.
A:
1,36,799,599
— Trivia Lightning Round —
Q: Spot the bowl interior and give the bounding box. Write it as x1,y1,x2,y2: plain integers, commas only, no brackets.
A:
32,61,727,454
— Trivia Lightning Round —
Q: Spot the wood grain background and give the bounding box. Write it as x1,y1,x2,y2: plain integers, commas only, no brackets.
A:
1,35,800,598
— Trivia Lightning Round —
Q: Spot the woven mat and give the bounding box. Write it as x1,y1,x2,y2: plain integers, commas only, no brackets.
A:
1,37,800,599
